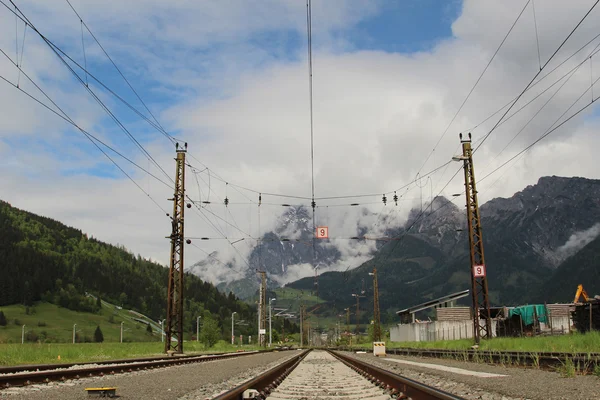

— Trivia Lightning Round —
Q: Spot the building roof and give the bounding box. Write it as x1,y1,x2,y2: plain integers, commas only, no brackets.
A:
396,289,470,316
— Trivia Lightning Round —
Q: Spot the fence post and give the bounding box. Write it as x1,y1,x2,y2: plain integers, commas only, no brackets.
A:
520,316,524,337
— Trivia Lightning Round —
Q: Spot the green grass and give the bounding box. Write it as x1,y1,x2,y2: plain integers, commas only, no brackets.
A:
0,302,162,344
385,331,600,353
273,288,324,308
0,340,265,366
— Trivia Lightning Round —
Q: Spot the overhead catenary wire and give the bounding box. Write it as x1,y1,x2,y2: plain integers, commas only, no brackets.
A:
0,68,171,216
414,0,531,181
475,0,600,153
3,0,175,186
7,0,598,210
480,73,600,184
64,0,175,144
483,39,600,172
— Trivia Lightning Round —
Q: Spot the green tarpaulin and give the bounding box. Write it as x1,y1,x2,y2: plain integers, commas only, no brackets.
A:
508,305,548,326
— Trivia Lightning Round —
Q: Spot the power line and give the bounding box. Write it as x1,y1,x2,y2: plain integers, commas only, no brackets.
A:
0,68,170,216
414,0,531,180
65,0,176,145
480,75,600,184
463,31,600,135
475,0,599,153
3,0,174,185
483,40,600,173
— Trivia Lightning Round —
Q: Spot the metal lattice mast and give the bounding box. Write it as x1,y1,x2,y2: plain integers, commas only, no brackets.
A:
458,133,492,343
257,270,267,347
165,142,187,354
371,268,382,342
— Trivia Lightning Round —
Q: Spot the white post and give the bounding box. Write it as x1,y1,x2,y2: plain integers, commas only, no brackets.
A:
231,312,237,345
160,320,165,343
120,321,124,343
196,316,201,342
73,323,77,344
21,325,25,344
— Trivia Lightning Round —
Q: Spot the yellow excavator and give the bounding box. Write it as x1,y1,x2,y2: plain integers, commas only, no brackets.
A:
573,284,590,303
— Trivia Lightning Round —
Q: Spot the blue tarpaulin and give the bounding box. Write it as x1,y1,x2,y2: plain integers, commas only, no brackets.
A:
508,305,548,326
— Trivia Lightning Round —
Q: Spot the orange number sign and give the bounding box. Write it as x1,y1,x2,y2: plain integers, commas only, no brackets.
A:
316,226,329,239
473,264,486,277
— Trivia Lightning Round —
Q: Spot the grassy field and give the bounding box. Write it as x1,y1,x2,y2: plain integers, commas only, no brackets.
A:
0,302,162,344
0,340,266,366
384,331,600,353
273,287,324,310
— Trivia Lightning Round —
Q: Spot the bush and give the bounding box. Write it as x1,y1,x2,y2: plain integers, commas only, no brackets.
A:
199,317,220,349
37,321,47,327
13,318,21,325
25,330,39,343
0,311,7,326
94,326,104,343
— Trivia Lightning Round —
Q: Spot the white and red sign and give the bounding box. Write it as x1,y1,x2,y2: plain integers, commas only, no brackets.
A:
316,226,329,239
473,264,486,278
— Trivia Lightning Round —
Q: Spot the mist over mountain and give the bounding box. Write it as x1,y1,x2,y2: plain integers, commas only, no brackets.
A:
190,176,600,313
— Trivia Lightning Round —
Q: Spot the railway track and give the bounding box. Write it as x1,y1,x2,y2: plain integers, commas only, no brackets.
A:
214,349,464,400
339,346,600,373
0,349,282,389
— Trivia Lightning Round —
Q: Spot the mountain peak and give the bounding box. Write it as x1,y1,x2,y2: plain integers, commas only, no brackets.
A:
481,175,600,217
405,196,464,253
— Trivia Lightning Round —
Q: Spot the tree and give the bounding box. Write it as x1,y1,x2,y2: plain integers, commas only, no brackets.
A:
0,310,6,326
146,323,153,335
96,296,102,309
199,317,220,348
94,325,104,342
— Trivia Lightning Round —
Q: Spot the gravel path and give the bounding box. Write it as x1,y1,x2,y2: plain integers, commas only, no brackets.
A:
0,350,299,399
347,351,600,400
267,350,390,399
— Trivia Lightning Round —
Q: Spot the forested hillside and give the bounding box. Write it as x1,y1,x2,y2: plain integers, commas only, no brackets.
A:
0,200,256,336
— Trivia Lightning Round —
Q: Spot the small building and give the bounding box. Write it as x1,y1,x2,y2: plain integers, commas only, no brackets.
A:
390,289,498,342
495,303,574,337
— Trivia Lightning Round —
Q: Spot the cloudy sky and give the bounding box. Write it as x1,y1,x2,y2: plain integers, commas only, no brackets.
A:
2,0,600,278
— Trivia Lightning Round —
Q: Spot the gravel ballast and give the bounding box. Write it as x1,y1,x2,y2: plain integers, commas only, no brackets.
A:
347,351,600,400
0,350,299,399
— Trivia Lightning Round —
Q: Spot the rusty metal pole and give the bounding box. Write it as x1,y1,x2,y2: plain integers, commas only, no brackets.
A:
165,143,187,354
370,268,382,342
457,133,492,344
257,270,267,347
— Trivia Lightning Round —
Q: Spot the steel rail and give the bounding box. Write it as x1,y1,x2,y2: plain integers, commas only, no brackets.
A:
212,349,310,400
0,349,286,388
212,349,463,400
337,346,600,373
328,350,464,400
0,348,286,375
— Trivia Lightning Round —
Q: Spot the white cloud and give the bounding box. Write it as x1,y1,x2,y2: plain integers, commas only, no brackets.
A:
2,0,600,285
556,222,600,260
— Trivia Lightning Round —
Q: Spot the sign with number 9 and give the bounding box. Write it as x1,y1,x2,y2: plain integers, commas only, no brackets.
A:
316,226,329,239
473,264,486,277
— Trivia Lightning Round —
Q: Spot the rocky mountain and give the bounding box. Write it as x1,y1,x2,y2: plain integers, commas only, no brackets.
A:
285,176,600,320
190,175,600,316
190,206,354,299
